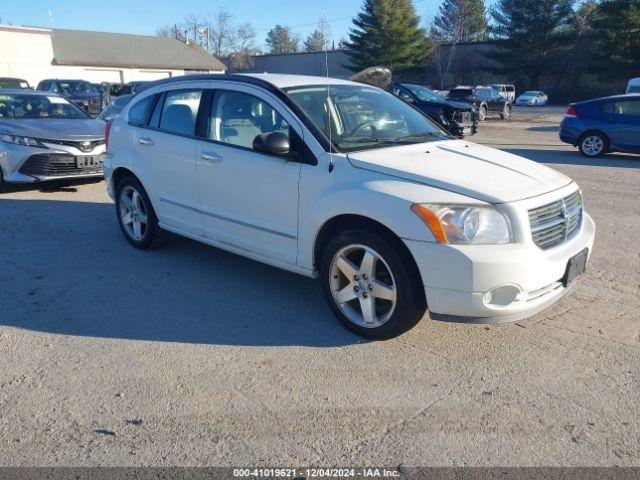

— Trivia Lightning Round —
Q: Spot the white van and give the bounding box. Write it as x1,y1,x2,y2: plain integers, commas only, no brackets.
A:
627,78,640,94
491,84,516,102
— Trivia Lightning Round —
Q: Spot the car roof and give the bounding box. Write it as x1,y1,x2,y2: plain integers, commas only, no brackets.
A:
0,89,59,96
137,73,368,95
575,93,640,104
240,73,361,89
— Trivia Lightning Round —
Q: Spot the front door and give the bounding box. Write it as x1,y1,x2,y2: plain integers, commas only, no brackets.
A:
602,98,640,151
195,87,303,265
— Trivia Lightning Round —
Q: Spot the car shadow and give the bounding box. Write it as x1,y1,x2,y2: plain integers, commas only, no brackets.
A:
503,148,640,168
0,198,364,347
527,126,560,132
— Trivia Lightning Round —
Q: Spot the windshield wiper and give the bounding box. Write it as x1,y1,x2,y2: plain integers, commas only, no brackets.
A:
336,137,400,147
395,131,448,142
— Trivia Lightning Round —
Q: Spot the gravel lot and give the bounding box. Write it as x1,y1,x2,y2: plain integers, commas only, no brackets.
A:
1,106,639,467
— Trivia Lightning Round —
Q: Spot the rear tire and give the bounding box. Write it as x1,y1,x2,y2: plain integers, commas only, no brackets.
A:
320,229,427,340
579,132,608,158
115,175,168,249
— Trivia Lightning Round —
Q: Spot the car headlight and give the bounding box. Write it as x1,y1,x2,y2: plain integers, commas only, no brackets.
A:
411,204,513,244
0,134,47,148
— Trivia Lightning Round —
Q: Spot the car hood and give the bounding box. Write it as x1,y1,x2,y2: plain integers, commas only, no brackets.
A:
0,118,105,140
347,140,572,203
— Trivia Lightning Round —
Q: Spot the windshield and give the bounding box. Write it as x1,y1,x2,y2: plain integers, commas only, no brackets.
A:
0,93,89,119
0,78,30,89
628,86,640,94
520,91,538,97
285,84,449,152
404,84,444,102
58,81,97,95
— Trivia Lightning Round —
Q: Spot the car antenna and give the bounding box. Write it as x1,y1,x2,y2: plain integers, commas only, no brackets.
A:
324,27,334,173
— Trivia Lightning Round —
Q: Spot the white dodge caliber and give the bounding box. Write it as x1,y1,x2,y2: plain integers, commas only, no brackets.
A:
103,74,595,339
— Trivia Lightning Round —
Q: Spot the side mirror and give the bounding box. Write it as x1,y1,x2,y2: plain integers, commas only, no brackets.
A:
253,132,290,156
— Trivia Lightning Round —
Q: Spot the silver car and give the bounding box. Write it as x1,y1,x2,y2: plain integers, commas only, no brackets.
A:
0,90,105,192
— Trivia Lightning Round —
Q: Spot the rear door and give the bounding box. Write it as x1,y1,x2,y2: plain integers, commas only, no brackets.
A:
194,86,303,265
130,88,204,236
602,99,640,151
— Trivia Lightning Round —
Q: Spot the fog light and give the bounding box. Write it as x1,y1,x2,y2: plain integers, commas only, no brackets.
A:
483,285,521,307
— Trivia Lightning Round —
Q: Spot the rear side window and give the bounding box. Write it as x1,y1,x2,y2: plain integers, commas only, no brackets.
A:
128,95,156,126
159,89,203,136
611,100,640,117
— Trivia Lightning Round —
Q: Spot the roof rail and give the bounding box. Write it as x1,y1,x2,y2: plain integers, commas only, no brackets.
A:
136,74,276,94
135,73,335,155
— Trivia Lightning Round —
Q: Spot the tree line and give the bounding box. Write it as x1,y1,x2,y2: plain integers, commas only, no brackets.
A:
157,0,639,88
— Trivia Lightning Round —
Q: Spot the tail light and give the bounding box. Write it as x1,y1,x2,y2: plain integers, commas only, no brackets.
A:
105,120,112,150
565,105,579,118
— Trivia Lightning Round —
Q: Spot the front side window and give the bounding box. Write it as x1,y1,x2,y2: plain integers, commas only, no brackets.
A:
159,89,203,136
0,94,88,119
286,84,448,152
208,90,290,149
128,94,156,126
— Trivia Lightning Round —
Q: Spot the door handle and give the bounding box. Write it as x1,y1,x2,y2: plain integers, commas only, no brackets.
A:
200,152,223,164
138,137,154,146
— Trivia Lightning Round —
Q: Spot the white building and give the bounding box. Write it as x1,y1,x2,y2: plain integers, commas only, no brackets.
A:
0,24,226,87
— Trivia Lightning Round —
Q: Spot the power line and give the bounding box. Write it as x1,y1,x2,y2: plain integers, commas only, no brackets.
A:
254,0,430,33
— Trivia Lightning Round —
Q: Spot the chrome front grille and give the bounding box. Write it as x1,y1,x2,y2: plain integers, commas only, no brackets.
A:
529,190,582,250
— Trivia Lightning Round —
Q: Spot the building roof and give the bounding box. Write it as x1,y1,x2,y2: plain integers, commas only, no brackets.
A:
50,28,225,71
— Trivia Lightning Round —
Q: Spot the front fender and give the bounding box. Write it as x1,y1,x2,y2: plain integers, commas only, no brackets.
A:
296,155,483,271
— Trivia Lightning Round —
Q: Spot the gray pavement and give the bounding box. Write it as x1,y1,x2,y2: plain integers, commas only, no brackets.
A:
0,106,639,467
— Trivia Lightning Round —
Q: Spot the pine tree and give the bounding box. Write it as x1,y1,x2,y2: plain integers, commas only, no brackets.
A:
592,0,640,78
431,0,488,43
304,30,327,52
490,0,575,88
266,25,299,54
345,0,432,73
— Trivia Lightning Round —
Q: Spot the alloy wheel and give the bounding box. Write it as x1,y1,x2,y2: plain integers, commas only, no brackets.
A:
119,185,148,241
582,135,604,156
329,244,397,328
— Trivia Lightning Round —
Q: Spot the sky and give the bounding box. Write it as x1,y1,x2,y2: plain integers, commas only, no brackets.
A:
0,0,497,50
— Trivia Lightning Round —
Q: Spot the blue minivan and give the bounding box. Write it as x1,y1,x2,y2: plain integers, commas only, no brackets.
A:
560,94,640,157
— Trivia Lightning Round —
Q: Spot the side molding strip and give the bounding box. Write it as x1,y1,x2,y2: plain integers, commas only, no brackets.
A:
159,197,297,240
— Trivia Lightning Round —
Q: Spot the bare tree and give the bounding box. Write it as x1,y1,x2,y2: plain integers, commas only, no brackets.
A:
209,9,235,58
156,24,174,38
229,23,259,69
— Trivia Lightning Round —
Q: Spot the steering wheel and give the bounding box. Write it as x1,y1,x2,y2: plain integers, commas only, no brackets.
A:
343,120,378,139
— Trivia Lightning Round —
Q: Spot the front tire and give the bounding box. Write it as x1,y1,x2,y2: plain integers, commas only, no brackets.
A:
579,132,608,158
478,105,487,121
115,175,167,249
320,229,427,339
0,168,6,194
500,104,511,120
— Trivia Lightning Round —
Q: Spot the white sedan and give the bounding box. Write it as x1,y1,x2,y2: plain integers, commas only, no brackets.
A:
104,74,594,339
515,91,549,106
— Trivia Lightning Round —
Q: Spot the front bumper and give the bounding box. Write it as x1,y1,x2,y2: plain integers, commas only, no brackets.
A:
1,141,105,183
404,201,595,324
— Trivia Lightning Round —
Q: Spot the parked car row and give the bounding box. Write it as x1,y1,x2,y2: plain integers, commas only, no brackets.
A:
12,72,640,338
